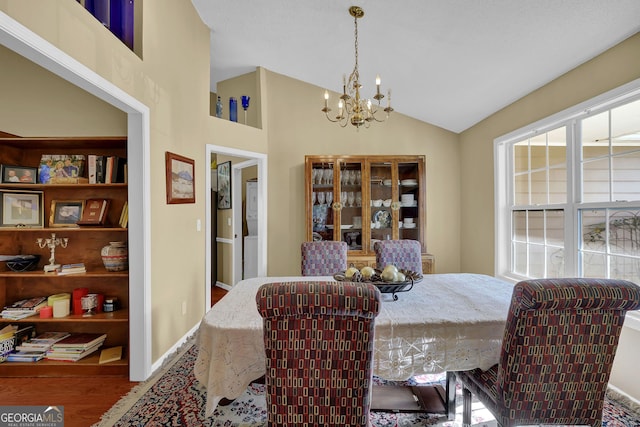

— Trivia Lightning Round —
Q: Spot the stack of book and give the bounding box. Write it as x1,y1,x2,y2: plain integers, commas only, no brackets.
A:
7,331,71,362
45,332,107,362
57,263,86,276
1,296,48,320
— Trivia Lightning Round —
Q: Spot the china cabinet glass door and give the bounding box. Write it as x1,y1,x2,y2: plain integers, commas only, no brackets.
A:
337,161,364,253
397,161,421,241
310,161,336,242
369,161,396,246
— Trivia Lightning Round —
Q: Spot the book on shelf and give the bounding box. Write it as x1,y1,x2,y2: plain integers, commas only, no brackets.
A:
1,310,38,320
99,346,123,364
3,296,48,311
118,201,128,228
57,263,86,275
46,342,104,362
77,198,110,226
11,325,36,348
50,332,107,350
5,349,46,363
16,331,71,352
0,325,17,341
105,156,127,184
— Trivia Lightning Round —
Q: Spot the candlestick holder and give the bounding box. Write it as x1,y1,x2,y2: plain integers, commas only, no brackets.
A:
36,233,69,273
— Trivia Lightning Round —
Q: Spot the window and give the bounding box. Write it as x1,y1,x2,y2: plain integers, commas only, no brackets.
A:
496,80,640,285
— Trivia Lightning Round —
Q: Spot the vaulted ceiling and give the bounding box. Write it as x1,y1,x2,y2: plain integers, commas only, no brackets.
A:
191,0,640,133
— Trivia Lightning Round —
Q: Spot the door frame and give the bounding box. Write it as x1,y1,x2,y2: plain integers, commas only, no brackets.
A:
205,144,267,308
0,12,152,381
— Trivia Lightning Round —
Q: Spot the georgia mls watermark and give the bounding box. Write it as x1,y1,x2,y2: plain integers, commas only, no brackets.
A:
0,406,64,427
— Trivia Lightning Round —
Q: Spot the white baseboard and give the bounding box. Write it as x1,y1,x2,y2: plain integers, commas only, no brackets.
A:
215,281,232,291
150,323,199,374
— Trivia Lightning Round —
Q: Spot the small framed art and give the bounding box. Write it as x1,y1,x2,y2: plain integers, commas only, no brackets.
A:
49,200,84,227
165,152,195,204
217,161,231,209
0,190,44,228
0,165,37,184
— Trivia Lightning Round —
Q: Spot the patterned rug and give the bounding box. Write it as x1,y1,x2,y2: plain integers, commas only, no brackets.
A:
94,341,640,426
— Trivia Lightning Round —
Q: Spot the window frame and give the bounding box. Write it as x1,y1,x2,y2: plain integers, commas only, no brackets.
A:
495,77,640,284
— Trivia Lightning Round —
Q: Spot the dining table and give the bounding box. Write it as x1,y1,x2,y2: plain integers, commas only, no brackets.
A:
194,273,515,417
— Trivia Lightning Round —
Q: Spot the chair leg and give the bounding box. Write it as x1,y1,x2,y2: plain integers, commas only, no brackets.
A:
462,386,472,427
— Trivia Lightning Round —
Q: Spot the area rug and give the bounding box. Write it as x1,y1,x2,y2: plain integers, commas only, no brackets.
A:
94,340,640,426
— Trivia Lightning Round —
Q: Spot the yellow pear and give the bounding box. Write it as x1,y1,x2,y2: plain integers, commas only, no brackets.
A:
381,264,397,282
345,266,359,279
360,266,375,279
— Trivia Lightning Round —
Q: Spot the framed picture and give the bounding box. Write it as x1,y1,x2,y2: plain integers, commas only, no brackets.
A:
0,165,37,184
217,161,231,209
38,154,87,184
165,152,195,204
0,190,44,228
49,200,84,227
76,198,110,226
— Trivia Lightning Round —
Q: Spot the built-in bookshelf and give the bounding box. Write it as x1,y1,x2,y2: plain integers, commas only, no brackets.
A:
0,136,128,377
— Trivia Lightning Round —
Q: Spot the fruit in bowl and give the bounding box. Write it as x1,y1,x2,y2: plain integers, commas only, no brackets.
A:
381,264,398,282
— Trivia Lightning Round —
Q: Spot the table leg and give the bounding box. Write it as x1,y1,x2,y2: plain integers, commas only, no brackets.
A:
446,371,456,420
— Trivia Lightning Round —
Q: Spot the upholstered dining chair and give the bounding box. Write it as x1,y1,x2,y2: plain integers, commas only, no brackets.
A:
454,277,640,427
300,241,348,276
256,280,381,427
373,239,422,274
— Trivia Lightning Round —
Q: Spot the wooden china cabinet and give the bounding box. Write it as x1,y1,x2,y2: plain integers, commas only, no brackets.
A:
304,155,434,273
0,136,129,377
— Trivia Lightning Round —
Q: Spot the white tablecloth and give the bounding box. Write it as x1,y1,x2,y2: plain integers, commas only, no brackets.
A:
194,273,514,415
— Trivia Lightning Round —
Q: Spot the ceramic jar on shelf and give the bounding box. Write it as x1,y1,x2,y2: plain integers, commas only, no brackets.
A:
101,241,128,272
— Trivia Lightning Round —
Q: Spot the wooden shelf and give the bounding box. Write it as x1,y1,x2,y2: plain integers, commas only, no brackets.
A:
0,353,128,377
0,135,129,377
3,309,128,323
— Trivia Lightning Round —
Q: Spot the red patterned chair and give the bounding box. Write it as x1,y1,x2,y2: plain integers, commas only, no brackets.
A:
454,278,640,427
301,241,348,276
373,239,422,274
256,280,381,427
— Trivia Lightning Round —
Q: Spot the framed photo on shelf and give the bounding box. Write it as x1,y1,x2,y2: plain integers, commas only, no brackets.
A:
38,154,87,184
165,151,195,204
49,200,84,227
0,165,37,184
217,161,231,209
76,198,110,226
0,189,44,228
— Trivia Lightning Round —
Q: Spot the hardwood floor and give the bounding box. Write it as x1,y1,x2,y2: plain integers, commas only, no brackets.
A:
0,285,228,427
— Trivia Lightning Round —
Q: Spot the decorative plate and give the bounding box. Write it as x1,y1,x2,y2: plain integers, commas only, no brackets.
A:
373,210,392,228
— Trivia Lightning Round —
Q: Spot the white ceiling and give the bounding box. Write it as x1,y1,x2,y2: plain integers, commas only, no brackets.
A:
190,0,640,133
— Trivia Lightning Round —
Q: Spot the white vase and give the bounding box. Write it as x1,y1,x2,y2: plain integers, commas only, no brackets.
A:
101,241,128,272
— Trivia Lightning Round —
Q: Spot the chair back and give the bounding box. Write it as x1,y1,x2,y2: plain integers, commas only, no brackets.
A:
301,241,348,276
256,280,381,427
496,278,640,426
374,239,422,274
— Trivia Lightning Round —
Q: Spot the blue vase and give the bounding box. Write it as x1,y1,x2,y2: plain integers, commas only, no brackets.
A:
229,97,238,122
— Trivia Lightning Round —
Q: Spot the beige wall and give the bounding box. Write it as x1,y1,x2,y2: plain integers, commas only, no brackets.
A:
262,70,461,275
459,32,640,275
0,0,230,362
459,32,640,398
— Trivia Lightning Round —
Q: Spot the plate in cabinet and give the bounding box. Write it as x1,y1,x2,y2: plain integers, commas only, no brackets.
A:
373,210,392,228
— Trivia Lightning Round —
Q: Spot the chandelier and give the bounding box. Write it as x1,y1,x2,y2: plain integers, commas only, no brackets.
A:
322,6,393,128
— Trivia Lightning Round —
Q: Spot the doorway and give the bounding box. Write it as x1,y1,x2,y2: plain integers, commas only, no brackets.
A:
205,144,267,308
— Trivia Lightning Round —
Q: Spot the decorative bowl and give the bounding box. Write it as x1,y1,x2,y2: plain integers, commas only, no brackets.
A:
5,255,41,272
